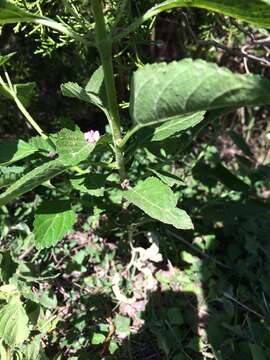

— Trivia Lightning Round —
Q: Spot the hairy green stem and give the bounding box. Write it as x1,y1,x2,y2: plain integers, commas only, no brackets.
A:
91,0,126,180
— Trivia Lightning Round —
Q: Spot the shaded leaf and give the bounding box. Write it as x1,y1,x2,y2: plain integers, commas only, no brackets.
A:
0,52,16,67
130,59,270,126
125,177,193,229
0,296,29,347
34,200,76,248
229,130,253,157
0,166,25,189
14,82,36,108
193,161,250,192
0,82,36,108
70,173,107,197
0,139,37,166
249,343,266,360
0,159,68,207
61,67,108,115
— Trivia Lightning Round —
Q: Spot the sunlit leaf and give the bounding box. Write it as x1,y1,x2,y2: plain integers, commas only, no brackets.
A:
125,177,193,229
34,200,76,248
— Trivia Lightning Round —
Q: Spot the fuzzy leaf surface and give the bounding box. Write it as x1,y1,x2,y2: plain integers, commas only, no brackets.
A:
125,177,193,229
56,128,95,166
130,59,270,126
34,200,76,248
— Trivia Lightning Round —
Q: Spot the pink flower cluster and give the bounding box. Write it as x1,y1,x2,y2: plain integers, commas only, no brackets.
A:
84,130,100,144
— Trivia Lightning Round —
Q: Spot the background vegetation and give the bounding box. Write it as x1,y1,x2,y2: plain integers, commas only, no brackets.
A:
0,1,270,359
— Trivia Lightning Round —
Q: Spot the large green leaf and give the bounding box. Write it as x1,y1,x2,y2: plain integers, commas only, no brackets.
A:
0,296,29,347
125,177,193,229
144,0,270,29
130,59,270,126
0,139,37,166
34,200,76,248
0,159,68,207
0,0,81,39
55,128,95,166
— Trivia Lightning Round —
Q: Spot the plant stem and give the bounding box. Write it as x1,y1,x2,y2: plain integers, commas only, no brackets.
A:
0,75,47,139
91,0,126,180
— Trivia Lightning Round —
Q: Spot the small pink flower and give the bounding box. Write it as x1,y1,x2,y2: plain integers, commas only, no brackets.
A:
84,130,100,144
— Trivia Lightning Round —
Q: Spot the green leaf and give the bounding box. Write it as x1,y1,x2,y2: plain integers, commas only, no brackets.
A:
125,177,193,229
85,66,107,109
0,159,68,207
0,139,37,166
149,168,184,187
14,82,36,108
145,0,270,29
167,307,184,326
61,82,93,103
23,337,42,360
0,82,36,108
0,166,25,189
249,343,266,360
0,52,16,67
91,333,106,345
61,67,108,115
193,161,250,192
229,130,253,157
130,59,270,126
56,128,95,166
70,173,107,197
0,296,29,347
33,200,76,248
114,314,131,337
151,112,205,141
0,0,80,39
